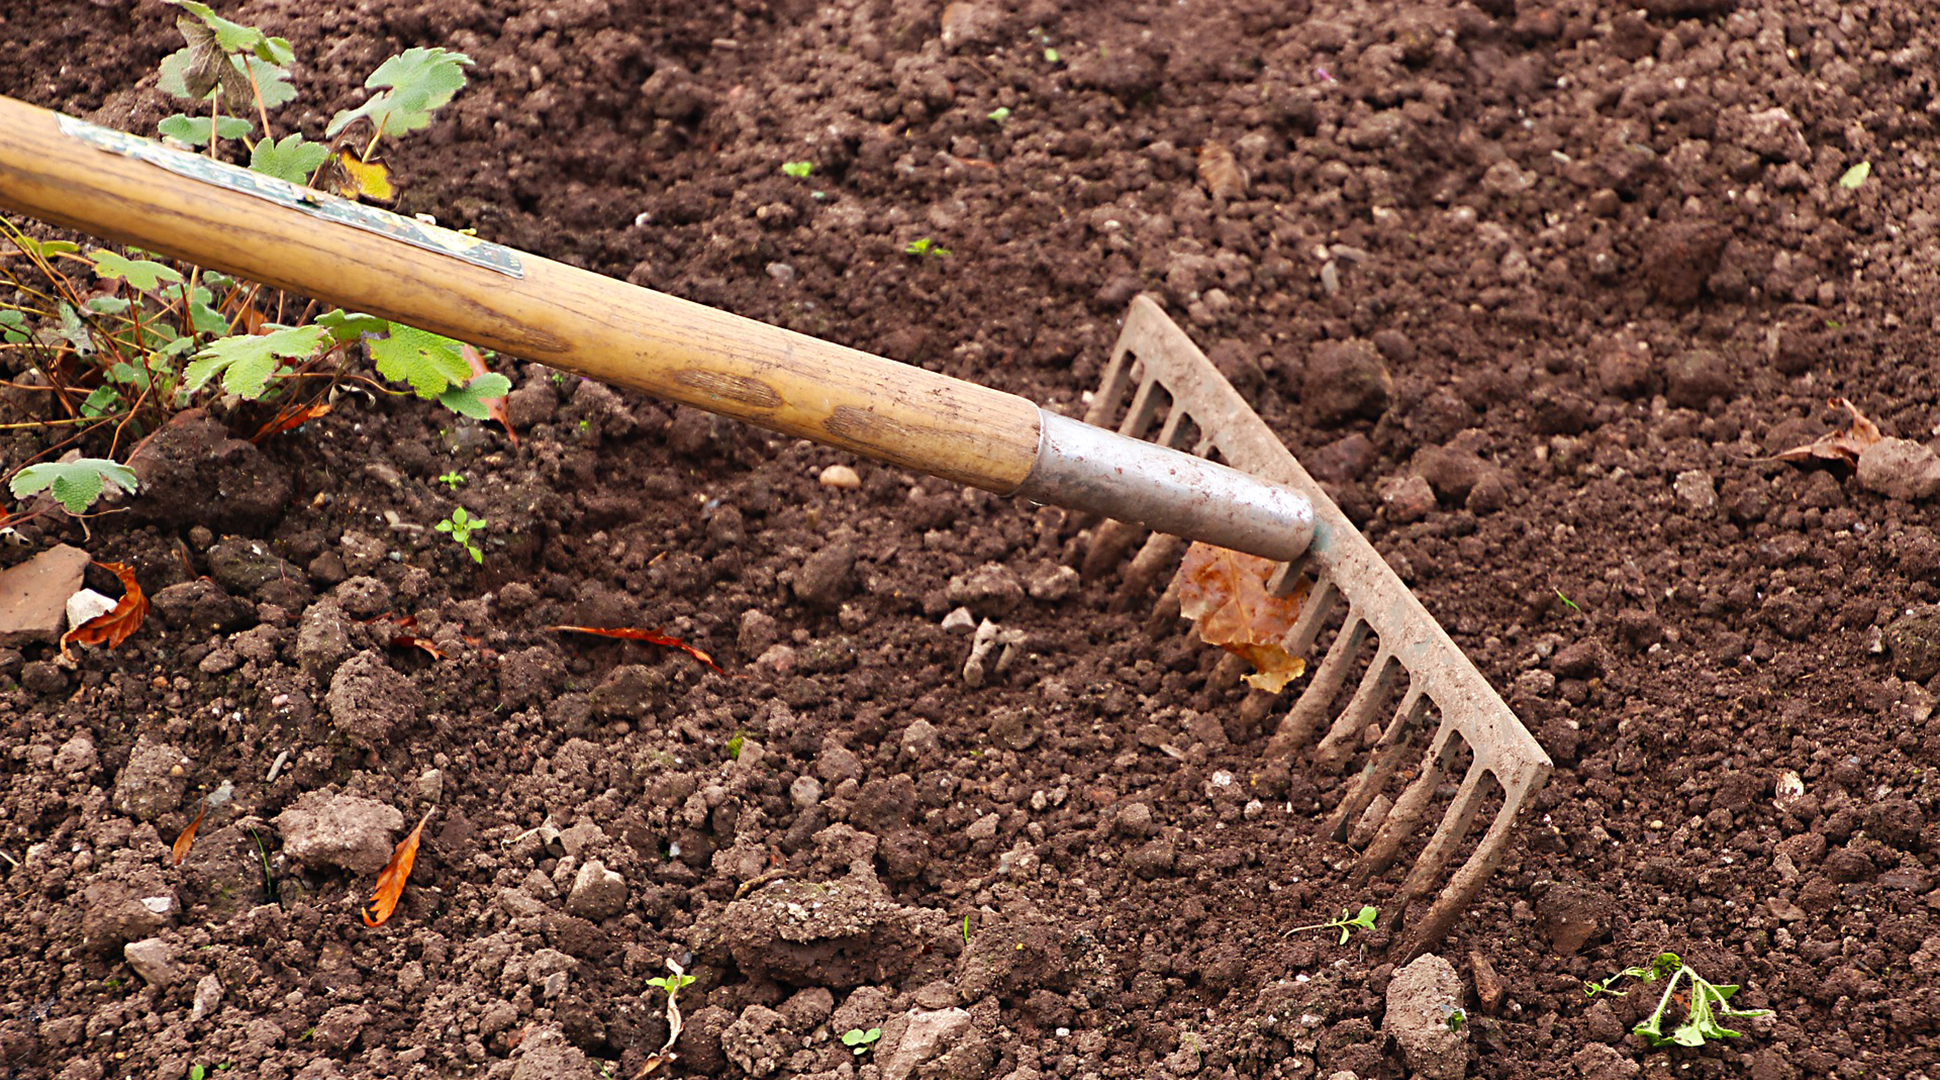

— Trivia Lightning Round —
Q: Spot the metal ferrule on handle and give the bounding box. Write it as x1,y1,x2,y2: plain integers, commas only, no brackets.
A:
1013,410,1315,564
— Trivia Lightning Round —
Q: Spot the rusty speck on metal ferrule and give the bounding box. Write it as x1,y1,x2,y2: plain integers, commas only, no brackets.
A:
1012,409,1315,563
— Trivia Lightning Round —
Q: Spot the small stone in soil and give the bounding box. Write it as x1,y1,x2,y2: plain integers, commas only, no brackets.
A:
565,859,627,920
1382,953,1468,1080
1856,438,1940,501
123,938,179,986
818,463,861,488
0,543,89,646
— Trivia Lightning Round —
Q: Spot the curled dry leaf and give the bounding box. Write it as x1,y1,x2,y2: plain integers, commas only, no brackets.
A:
1764,397,1882,466
60,561,148,660
1197,141,1247,201
550,625,727,674
1176,541,1309,692
461,343,519,447
362,809,432,928
171,801,208,866
251,401,333,443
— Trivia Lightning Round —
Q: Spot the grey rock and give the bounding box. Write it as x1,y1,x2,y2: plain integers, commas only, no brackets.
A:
0,544,89,646
325,651,422,749
1571,1042,1640,1080
1674,470,1718,516
191,974,224,1021
565,859,627,920
1383,953,1469,1080
274,791,404,875
899,719,941,761
946,564,1025,617
123,937,180,986
52,734,97,778
1857,438,1940,501
698,876,953,989
310,1004,370,1053
113,736,188,821
294,601,354,676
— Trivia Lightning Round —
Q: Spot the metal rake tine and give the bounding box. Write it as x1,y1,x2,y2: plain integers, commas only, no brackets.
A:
1355,721,1460,880
1267,614,1368,761
1398,781,1530,963
1326,685,1428,841
1311,647,1401,774
1388,762,1493,930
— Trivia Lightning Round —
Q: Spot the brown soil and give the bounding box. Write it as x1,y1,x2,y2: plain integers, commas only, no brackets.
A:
3,1,1939,1079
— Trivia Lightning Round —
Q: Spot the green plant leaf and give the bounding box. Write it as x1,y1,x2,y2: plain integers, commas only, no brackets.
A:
250,133,331,184
80,386,123,417
9,458,140,514
371,324,471,398
183,324,326,399
782,161,814,178
314,309,390,344
243,55,297,110
169,0,268,55
158,113,253,147
326,47,472,139
437,373,511,419
1836,161,1871,189
0,309,27,344
91,251,183,291
85,296,132,316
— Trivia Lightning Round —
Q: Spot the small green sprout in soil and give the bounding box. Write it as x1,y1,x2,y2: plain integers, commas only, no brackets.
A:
1288,904,1378,944
841,1027,882,1056
437,471,466,489
725,733,745,760
781,160,815,178
1837,161,1871,189
1584,951,1773,1049
1441,1005,1466,1032
1043,47,1060,63
904,237,951,258
435,507,487,563
1553,587,1581,613
646,971,695,998
987,106,1012,123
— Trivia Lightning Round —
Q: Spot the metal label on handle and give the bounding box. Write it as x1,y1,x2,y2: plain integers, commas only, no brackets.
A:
58,114,522,278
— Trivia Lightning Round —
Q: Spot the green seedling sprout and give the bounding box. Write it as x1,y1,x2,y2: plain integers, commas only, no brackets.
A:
987,106,1011,123
1288,904,1379,945
781,160,814,178
841,1027,882,1057
1837,161,1871,189
646,971,695,998
1553,587,1581,613
1584,951,1772,1049
435,507,487,563
437,471,466,489
904,237,951,258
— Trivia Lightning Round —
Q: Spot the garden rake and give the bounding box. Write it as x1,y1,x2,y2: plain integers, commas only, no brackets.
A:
0,95,1548,958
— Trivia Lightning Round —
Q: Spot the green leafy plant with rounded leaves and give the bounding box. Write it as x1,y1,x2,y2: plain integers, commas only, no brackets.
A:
840,1027,882,1056
435,507,487,563
0,3,500,521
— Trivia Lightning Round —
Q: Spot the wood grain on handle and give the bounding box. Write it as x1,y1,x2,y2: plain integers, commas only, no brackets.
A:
0,95,1043,493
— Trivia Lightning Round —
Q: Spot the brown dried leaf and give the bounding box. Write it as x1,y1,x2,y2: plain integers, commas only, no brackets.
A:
550,625,727,674
1765,397,1882,466
362,809,432,928
1176,542,1309,692
1197,141,1247,201
250,401,332,443
462,343,519,448
171,801,208,867
60,561,149,660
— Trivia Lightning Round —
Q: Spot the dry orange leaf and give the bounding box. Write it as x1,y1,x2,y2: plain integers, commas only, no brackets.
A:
60,561,148,660
1197,141,1248,201
1765,397,1882,466
251,401,333,443
462,343,519,448
171,801,208,866
1176,541,1309,692
550,625,727,674
362,809,432,928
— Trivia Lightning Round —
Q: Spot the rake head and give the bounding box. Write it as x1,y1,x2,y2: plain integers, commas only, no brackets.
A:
1072,296,1552,961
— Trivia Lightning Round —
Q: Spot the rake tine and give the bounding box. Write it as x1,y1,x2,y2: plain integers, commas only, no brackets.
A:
1312,648,1400,773
1355,721,1460,880
1398,782,1527,962
1388,762,1493,930
1267,614,1368,761
1326,685,1428,840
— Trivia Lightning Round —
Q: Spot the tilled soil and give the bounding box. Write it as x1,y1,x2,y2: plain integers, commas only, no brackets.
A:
3,1,1939,1078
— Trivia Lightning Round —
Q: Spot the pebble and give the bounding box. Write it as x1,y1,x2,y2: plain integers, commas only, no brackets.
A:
1026,563,1080,602
1383,954,1467,1080
818,464,861,489
1674,469,1718,516
1856,438,1940,501
124,938,180,986
565,859,627,920
940,607,977,633
1378,474,1436,522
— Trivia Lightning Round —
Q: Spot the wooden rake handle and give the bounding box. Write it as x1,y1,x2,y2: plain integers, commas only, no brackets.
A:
0,94,1040,492
0,95,1313,562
